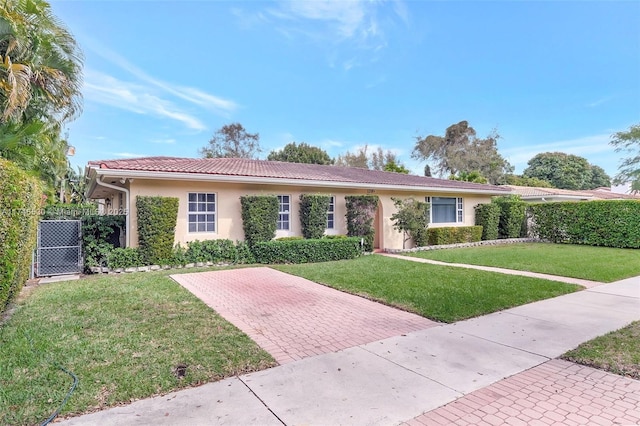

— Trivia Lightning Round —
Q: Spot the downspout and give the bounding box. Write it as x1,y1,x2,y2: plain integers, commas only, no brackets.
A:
95,175,131,247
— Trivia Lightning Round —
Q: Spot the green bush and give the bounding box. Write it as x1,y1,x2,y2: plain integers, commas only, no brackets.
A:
252,237,362,264
345,195,379,252
528,200,640,248
474,203,500,240
492,195,526,239
0,159,41,312
240,195,279,247
106,247,142,269
185,239,239,264
81,215,126,269
391,197,430,248
299,194,330,239
322,234,347,239
427,226,483,245
276,236,305,241
136,196,179,265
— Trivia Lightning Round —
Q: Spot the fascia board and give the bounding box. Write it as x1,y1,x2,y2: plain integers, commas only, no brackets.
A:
91,168,512,196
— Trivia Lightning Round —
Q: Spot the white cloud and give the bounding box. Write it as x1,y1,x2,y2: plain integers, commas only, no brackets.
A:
82,36,238,116
113,152,149,158
586,97,612,108
84,70,207,131
150,138,176,145
258,0,409,67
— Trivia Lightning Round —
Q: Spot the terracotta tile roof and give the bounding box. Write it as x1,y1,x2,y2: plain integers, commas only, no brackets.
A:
506,185,640,200
88,156,511,193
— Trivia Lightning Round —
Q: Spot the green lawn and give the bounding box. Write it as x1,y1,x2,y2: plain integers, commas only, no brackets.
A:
562,321,640,380
273,255,580,323
0,270,275,426
404,243,640,282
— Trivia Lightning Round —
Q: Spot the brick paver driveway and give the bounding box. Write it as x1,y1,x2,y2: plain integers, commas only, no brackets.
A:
172,267,437,364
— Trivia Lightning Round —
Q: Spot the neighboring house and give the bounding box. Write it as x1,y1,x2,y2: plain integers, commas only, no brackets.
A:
506,185,640,203
85,157,511,250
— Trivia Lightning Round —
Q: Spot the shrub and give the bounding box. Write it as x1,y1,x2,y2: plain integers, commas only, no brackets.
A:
106,247,142,269
81,215,126,269
390,197,430,248
136,196,179,265
299,194,331,239
276,236,305,241
322,234,347,239
345,195,379,252
0,159,42,312
240,195,279,247
474,203,500,240
252,237,361,264
492,195,526,239
528,200,640,248
185,239,238,264
427,226,483,245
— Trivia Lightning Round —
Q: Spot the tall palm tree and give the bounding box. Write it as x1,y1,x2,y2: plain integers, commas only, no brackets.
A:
0,0,83,124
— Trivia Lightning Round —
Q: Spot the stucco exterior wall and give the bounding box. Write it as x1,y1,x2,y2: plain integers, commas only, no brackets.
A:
109,179,492,250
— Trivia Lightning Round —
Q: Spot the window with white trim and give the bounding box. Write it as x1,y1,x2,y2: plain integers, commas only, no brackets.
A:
326,196,335,229
426,196,463,224
188,193,216,232
277,195,290,230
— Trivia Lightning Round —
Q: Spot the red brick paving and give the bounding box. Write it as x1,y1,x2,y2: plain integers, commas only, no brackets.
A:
171,267,437,364
407,359,640,426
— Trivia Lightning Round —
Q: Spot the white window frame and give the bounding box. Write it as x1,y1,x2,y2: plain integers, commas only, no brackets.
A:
426,196,464,224
277,195,290,231
326,196,335,229
188,192,216,233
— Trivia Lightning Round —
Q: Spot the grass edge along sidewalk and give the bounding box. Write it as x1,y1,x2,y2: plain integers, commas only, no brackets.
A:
273,255,580,323
0,270,276,426
402,243,640,283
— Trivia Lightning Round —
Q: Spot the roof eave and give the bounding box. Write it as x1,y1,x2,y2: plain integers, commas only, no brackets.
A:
88,167,511,196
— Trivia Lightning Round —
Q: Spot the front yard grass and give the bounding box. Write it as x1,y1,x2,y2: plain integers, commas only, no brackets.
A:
404,243,640,282
0,270,275,426
273,255,580,323
562,321,640,380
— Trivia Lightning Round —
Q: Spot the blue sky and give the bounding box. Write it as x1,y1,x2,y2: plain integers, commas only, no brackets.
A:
52,0,639,179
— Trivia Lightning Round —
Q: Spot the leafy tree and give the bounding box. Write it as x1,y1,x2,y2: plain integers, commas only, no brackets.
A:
335,145,369,168
412,121,513,184
504,174,553,188
267,142,334,165
200,123,262,159
610,123,640,190
449,170,488,184
383,159,409,174
522,152,610,190
390,197,429,248
336,145,409,172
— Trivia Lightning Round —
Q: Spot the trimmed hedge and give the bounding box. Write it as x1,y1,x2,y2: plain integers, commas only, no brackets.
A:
528,200,640,248
474,203,500,241
492,195,526,239
136,196,179,265
106,247,142,269
345,195,379,252
427,226,483,246
299,194,330,239
240,195,279,247
0,159,42,312
252,237,362,264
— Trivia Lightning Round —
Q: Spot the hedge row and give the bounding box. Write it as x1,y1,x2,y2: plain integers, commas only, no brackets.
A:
0,159,42,312
299,194,330,239
528,200,640,248
474,203,500,241
136,196,179,265
493,195,526,239
241,195,279,247
252,237,362,264
427,226,483,246
345,195,378,252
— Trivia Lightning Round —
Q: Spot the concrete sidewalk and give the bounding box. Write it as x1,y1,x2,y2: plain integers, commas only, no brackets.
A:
59,275,640,425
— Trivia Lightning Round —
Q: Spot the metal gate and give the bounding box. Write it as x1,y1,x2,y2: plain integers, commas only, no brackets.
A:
36,220,82,277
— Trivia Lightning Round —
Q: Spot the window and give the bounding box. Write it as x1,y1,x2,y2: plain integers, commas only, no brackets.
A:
326,196,335,229
426,196,463,224
277,195,290,230
188,193,216,232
